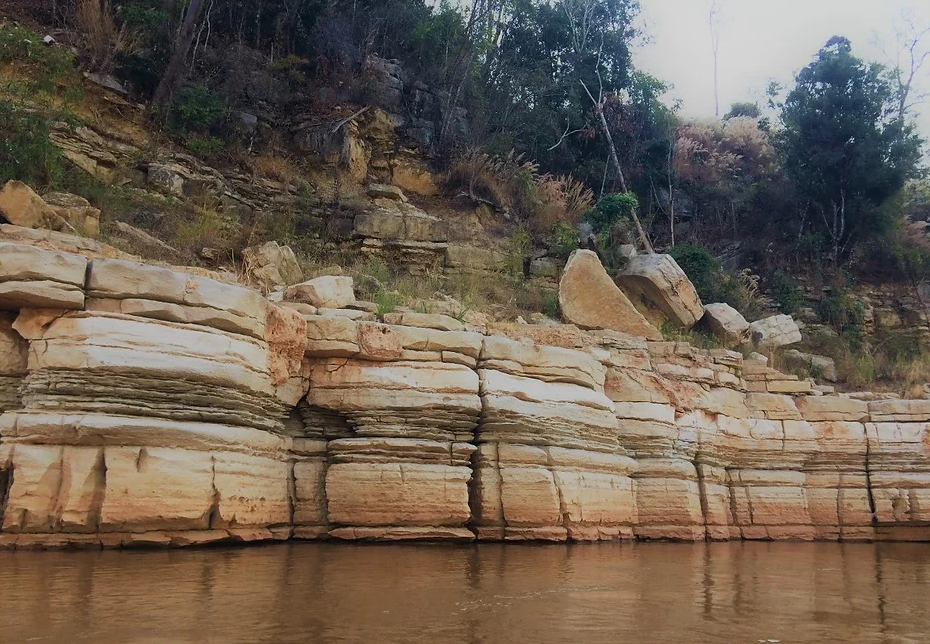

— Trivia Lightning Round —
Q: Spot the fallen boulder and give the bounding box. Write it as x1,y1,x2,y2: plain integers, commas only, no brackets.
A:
750,314,802,349
286,275,355,309
615,254,704,328
701,302,750,346
557,250,662,341
242,241,302,289
0,181,70,232
42,192,101,238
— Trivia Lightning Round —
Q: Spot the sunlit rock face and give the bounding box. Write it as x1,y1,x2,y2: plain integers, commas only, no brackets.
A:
471,336,637,542
0,248,307,549
2,232,930,549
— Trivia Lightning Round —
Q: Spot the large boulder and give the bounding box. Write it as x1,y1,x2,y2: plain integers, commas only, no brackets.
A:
285,275,355,309
242,241,302,289
557,250,662,341
0,181,69,232
42,192,101,238
615,254,704,328
750,314,802,349
701,302,750,346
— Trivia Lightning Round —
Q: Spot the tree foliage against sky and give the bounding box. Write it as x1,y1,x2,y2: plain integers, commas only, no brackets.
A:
778,36,924,262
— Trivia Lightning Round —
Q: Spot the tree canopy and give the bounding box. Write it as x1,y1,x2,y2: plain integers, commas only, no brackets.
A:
779,36,924,262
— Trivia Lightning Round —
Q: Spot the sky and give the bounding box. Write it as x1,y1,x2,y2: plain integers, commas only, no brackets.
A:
635,0,930,135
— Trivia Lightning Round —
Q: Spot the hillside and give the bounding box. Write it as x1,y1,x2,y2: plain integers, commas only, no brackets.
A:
2,4,930,396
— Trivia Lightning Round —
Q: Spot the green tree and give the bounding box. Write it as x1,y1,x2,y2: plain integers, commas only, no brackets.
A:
725,101,760,119
779,36,924,263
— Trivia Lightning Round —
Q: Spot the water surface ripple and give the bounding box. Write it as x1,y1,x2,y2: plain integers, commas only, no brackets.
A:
2,542,929,643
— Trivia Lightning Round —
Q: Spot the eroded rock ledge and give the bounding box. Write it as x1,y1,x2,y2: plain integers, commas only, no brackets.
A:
1,231,929,548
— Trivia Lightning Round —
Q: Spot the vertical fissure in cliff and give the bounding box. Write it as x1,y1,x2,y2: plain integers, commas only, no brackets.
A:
0,456,12,529
695,462,712,540
865,436,877,524
207,455,220,529
89,448,107,532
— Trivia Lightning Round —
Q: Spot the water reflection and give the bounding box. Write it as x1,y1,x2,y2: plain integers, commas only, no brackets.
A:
1,542,929,643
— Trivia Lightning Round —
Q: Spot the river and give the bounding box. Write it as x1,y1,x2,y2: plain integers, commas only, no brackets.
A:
1,542,929,643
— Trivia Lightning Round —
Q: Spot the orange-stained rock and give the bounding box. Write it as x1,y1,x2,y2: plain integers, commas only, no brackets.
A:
0,181,69,231
558,250,662,340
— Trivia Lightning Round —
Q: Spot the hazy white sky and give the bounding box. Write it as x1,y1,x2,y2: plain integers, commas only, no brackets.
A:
635,0,930,134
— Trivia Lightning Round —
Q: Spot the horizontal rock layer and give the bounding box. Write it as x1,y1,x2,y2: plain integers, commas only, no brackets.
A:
1,236,929,548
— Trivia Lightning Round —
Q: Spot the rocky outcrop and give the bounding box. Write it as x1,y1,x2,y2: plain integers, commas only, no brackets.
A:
558,250,662,340
1,228,930,549
616,254,704,328
472,336,636,541
783,349,838,382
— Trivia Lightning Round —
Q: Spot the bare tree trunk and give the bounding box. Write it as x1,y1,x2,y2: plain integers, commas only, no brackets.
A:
581,80,654,253
667,140,675,247
152,0,206,112
709,1,721,117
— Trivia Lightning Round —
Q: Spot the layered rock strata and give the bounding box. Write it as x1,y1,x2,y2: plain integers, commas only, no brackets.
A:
1,233,929,548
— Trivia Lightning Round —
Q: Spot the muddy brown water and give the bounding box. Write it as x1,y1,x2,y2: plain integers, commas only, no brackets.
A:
1,542,929,643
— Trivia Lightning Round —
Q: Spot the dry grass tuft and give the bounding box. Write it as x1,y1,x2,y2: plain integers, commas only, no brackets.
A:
241,154,302,185
446,148,592,242
75,0,141,74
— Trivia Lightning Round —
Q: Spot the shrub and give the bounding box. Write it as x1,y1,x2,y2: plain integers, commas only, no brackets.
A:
666,244,763,316
768,269,802,314
531,174,593,237
446,149,591,242
184,136,225,161
171,206,238,254
543,291,560,319
816,286,865,334
668,245,720,302
585,192,639,235
168,85,227,134
505,229,531,278
0,101,64,188
375,288,401,315
550,222,577,259
269,54,310,86
75,0,141,73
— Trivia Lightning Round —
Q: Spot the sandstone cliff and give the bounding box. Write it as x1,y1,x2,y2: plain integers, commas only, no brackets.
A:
1,227,929,548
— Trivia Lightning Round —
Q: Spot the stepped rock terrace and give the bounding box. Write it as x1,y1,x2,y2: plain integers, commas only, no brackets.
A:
0,228,929,548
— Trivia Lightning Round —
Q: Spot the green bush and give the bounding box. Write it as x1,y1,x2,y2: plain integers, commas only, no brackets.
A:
543,291,560,319
168,85,227,134
584,192,638,234
375,288,401,316
668,245,720,302
816,286,865,334
184,136,225,161
505,229,531,279
550,222,577,259
768,269,802,314
0,101,64,188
